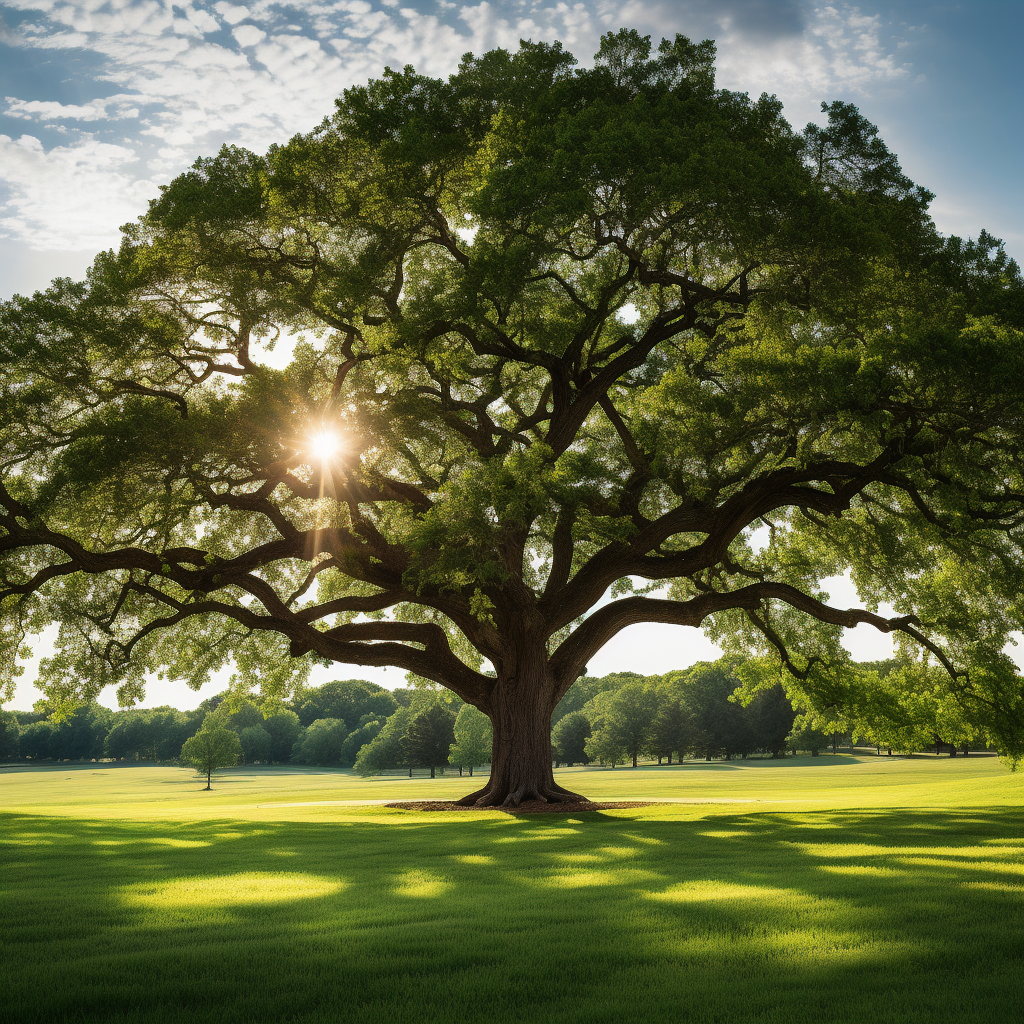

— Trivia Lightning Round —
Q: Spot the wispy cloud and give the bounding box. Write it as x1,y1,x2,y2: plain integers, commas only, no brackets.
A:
0,133,155,250
4,95,141,120
0,0,913,251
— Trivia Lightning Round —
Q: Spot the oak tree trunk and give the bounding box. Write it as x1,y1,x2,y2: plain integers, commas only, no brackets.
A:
456,650,584,808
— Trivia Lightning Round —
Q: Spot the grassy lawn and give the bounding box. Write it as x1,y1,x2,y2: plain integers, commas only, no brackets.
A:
1,757,1022,1023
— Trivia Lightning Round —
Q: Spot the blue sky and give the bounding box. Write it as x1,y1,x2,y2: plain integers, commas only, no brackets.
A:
2,0,1022,708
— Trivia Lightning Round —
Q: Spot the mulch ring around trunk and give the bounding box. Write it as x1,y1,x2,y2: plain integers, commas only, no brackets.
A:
384,800,654,814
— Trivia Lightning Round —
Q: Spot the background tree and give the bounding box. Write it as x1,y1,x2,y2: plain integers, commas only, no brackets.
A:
591,679,659,768
3,31,1023,806
404,704,456,778
339,715,385,766
102,707,194,761
102,713,149,761
18,720,54,760
0,710,20,761
264,709,302,763
648,689,694,764
685,662,754,760
145,708,195,760
239,724,272,763
786,720,830,756
226,701,265,734
354,706,415,776
448,704,493,775
180,717,242,789
584,727,626,768
746,685,796,758
291,718,348,765
33,703,113,760
551,672,643,728
551,710,591,767
291,680,398,729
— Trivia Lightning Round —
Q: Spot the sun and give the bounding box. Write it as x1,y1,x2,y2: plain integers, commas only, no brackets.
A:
308,429,342,462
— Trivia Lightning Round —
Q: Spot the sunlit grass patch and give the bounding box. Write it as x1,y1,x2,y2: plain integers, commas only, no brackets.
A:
648,880,839,907
392,869,451,898
144,837,210,848
541,869,621,888
125,871,346,909
962,881,1024,893
819,864,911,877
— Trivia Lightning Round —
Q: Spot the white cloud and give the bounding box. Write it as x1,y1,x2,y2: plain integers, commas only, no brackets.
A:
232,22,265,47
0,134,157,250
186,6,220,32
215,3,250,26
4,95,140,120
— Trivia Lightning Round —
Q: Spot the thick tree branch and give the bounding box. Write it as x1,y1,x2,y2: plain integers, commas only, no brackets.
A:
549,581,961,699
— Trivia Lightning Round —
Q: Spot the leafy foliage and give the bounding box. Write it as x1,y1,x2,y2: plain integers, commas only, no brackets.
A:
292,718,348,765
180,716,242,787
0,710,20,760
239,724,272,763
403,704,456,773
264,710,302,763
354,706,416,776
551,710,592,766
647,694,694,764
584,680,659,767
292,680,398,729
448,703,492,770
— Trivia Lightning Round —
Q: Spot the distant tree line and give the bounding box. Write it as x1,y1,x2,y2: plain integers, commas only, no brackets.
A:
0,680,403,767
550,663,802,768
0,657,989,770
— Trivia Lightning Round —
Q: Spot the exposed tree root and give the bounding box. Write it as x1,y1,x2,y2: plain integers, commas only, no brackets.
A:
386,799,652,814
454,780,586,808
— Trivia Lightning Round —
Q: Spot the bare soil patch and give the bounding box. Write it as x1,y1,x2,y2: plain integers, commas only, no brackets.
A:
384,800,653,814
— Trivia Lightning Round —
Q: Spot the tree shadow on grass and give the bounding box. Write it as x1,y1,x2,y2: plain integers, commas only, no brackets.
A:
2,805,1022,1024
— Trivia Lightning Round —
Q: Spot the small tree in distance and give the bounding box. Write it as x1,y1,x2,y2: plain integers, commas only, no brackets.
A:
291,718,347,765
449,704,492,776
354,707,415,776
405,704,456,778
747,685,797,758
648,695,693,765
552,711,592,767
180,717,242,789
594,681,659,768
787,721,830,757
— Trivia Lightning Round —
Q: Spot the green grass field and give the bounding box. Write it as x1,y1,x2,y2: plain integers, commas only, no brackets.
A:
2,756,1022,1023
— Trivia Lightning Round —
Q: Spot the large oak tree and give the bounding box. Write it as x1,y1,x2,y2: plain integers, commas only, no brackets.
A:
3,31,1023,805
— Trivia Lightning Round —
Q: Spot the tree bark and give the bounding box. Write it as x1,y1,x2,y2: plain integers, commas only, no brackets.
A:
456,651,583,808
